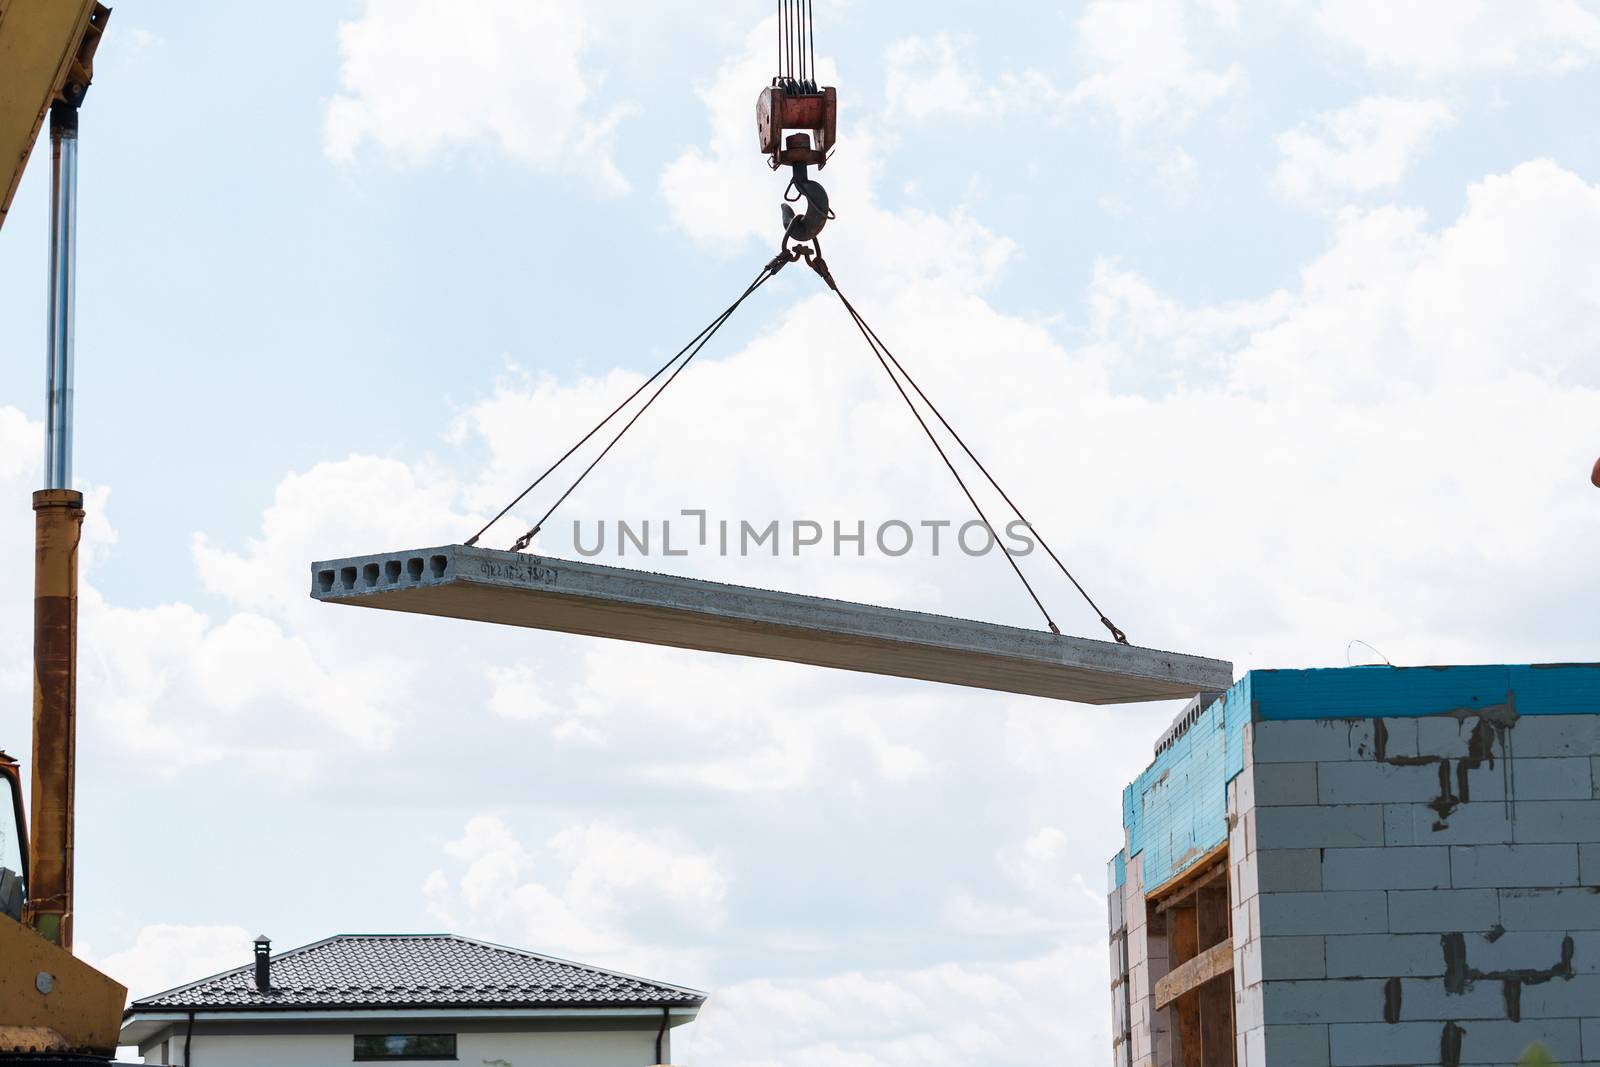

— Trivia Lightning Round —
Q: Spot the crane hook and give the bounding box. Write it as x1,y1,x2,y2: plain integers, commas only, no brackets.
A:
781,163,831,243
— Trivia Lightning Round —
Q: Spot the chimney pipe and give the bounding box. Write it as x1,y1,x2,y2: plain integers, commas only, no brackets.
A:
253,935,271,991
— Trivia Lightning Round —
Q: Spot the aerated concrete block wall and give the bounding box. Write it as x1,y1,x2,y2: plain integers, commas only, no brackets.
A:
1112,664,1600,1067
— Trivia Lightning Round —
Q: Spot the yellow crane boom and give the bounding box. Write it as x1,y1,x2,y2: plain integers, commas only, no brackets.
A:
0,0,105,231
0,1,126,1059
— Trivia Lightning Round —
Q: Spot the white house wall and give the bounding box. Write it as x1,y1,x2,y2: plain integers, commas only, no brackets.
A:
144,1027,666,1067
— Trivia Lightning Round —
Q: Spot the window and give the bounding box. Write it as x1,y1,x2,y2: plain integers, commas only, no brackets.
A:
353,1034,457,1061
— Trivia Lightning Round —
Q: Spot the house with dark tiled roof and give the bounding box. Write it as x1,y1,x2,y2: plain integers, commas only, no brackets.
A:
119,934,706,1067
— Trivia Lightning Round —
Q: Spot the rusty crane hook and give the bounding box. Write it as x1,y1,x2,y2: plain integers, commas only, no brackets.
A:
781,164,831,243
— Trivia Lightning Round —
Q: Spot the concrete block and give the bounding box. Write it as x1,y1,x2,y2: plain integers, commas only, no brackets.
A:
1383,804,1418,847
1256,805,1386,849
1254,719,1375,764
1583,843,1600,886
1232,766,1254,814
1230,811,1250,865
1513,715,1600,758
1417,715,1488,759
1129,925,1149,968
309,545,1233,704
1376,717,1420,759
1585,1016,1600,1060
1463,757,1596,803
1322,846,1450,891
1399,976,1521,1021
1256,762,1320,806
1261,1022,1330,1066
1258,891,1389,936
1510,800,1600,844
1257,848,1324,893
1324,933,1444,978
1238,936,1263,987
1258,935,1326,981
1233,850,1259,907
1152,1028,1175,1067
1472,929,1594,975
1235,979,1264,1034
1129,961,1149,1004
1327,1021,1444,1066
1388,888,1501,933
1384,801,1515,846
1519,974,1600,1019
1450,844,1581,888
1331,1018,1580,1065
1594,756,1600,798
1241,1026,1265,1067
1318,760,1454,805
1499,887,1600,930
1455,1018,1583,1063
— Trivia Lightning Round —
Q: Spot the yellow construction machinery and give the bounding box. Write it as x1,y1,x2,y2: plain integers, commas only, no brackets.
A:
0,0,129,1059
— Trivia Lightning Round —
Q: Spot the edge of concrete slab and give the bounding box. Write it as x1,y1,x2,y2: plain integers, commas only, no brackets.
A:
308,545,1233,704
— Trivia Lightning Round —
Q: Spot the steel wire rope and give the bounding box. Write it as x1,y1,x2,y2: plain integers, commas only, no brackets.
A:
467,259,787,550
807,253,1129,642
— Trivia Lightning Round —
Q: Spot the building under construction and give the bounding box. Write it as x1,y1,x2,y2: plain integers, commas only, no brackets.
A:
1108,663,1600,1067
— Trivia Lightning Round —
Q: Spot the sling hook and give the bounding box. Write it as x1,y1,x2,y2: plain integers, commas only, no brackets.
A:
781,163,832,242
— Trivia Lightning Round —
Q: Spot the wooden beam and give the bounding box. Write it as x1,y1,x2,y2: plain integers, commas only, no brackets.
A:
1154,938,1234,1011
1151,846,1229,914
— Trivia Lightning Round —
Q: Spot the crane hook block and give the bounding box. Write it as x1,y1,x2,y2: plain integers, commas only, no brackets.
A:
758,84,837,167
782,167,830,242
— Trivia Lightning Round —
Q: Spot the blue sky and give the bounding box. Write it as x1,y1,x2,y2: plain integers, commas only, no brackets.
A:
2,1,1599,1063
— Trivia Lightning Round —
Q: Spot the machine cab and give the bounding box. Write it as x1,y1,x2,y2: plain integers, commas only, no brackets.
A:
0,751,25,922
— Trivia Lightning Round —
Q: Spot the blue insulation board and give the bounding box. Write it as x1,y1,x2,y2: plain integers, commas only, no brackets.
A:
1122,692,1247,893
1247,663,1600,720
1118,664,1600,895
1108,849,1126,893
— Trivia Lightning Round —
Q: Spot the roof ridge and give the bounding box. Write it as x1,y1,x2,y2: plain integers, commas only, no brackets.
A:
128,933,345,1005
446,934,707,998
124,932,708,1015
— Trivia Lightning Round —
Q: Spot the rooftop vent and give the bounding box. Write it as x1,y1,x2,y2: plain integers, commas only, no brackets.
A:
253,934,271,991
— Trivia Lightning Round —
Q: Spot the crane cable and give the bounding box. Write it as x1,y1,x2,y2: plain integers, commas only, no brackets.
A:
798,247,1130,644
777,0,818,93
466,253,792,552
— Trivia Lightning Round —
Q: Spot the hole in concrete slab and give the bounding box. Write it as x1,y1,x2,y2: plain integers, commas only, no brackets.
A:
317,570,335,594
385,560,402,584
430,554,448,579
340,567,357,590
407,557,424,581
362,563,380,587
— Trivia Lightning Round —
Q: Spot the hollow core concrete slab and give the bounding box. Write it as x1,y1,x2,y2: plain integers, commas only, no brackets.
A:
309,545,1232,704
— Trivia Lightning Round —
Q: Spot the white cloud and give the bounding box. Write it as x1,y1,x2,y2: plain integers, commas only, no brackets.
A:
423,814,724,981
1274,96,1456,207
1317,0,1600,76
883,35,1060,122
1067,0,1245,137
322,0,634,192
1154,146,1200,204
880,5,1243,141
685,943,1109,1067
90,923,255,1001
82,593,401,774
